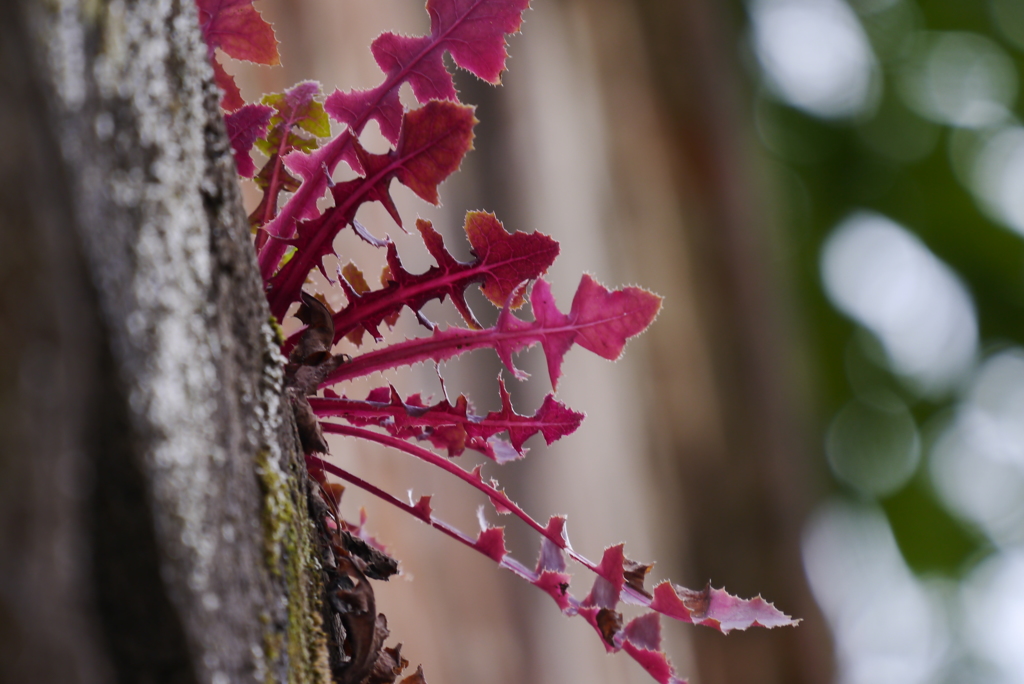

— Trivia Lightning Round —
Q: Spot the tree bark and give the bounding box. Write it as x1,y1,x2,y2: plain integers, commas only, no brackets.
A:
0,2,330,683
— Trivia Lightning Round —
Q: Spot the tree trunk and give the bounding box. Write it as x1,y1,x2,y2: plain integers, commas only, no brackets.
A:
0,2,329,683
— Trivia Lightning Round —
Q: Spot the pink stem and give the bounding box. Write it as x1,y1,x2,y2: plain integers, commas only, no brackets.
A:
319,422,630,588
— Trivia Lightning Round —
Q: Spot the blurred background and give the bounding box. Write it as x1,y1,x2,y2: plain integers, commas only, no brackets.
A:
231,1,1024,683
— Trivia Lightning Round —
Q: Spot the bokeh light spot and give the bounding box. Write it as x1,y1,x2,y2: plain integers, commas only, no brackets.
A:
751,0,878,119
962,550,1024,680
930,348,1024,547
821,212,978,396
803,500,950,684
826,393,920,496
970,125,1024,237
897,31,1017,128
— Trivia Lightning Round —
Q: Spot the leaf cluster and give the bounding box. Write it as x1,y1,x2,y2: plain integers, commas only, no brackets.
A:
198,0,798,681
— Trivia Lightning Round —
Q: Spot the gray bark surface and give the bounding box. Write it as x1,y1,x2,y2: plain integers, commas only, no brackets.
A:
0,2,329,683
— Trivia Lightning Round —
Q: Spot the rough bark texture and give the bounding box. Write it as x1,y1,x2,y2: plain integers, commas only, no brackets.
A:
0,2,330,683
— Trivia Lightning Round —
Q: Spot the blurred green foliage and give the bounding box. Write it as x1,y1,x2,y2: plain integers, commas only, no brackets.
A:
748,0,1024,575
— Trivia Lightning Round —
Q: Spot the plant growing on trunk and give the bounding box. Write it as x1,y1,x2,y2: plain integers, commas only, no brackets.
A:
197,0,798,681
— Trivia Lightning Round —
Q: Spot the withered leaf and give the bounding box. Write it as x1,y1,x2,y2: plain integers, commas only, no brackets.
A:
331,555,385,684
291,290,337,366
363,643,409,684
285,293,351,455
397,665,427,684
596,608,623,647
290,392,329,454
679,582,711,619
340,530,399,581
623,558,654,599
322,482,346,512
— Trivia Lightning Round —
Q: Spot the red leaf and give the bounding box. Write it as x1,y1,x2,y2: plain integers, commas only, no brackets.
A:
256,0,527,269
322,424,797,642
197,0,280,65
311,386,454,444
263,102,477,313
210,59,245,112
309,379,580,462
533,570,574,611
196,0,279,111
325,0,529,144
486,378,584,453
390,101,477,205
324,276,661,391
474,526,507,563
225,104,272,177
319,213,557,345
258,131,360,258
411,495,433,522
312,456,785,684
251,83,330,233
465,212,560,310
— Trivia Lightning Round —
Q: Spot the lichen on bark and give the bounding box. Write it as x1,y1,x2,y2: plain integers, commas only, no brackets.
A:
255,442,332,684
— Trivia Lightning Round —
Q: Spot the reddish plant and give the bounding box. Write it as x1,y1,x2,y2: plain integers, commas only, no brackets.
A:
197,0,798,681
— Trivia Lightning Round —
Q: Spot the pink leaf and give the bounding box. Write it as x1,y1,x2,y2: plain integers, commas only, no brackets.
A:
536,516,568,573
620,644,683,684
256,0,527,266
311,456,777,684
197,0,280,65
474,526,508,563
310,376,580,462
650,582,799,633
624,613,662,651
533,570,573,611
622,613,686,684
263,102,477,312
283,131,361,215
224,104,272,177
411,495,434,521
583,544,626,609
487,378,584,453
619,614,690,683
196,0,279,111
210,58,246,112
529,276,663,387
325,0,529,144
309,212,557,344
324,275,661,391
